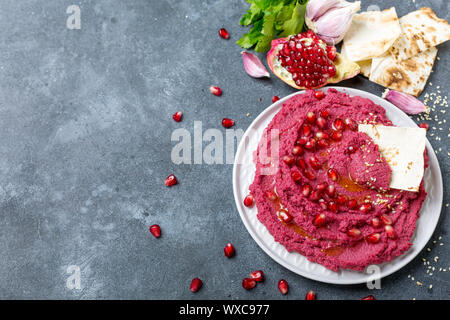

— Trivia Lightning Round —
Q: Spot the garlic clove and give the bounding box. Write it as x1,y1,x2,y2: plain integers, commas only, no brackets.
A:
383,89,427,115
306,0,342,22
241,51,270,78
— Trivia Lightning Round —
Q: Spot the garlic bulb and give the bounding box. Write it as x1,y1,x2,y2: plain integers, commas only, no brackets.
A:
306,0,361,45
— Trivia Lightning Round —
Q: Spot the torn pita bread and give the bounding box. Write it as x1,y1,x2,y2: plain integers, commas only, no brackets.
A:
342,7,402,62
390,7,450,61
369,47,437,97
341,43,372,77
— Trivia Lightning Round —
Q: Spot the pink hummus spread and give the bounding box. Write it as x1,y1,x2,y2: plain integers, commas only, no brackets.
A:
249,89,427,271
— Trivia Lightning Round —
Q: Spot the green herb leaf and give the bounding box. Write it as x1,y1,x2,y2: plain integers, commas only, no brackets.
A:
279,1,307,37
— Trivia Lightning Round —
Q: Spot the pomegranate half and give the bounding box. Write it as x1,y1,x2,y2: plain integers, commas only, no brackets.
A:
267,30,360,90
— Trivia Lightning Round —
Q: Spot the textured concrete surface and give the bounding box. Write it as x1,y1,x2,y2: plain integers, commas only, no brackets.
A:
0,0,448,299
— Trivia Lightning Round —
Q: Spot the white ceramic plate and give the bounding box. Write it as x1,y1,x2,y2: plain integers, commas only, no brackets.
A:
232,87,443,285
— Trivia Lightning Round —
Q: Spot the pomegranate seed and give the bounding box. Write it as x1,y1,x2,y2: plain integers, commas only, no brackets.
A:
250,270,264,282
224,242,235,258
310,190,321,201
385,225,398,239
347,199,358,209
327,169,339,181
336,195,347,205
327,65,336,77
315,131,328,140
328,201,338,212
347,145,357,154
301,184,313,196
303,168,316,180
327,46,337,61
308,156,322,170
297,158,307,170
419,123,429,131
316,117,327,129
315,91,325,99
317,139,329,149
347,228,361,238
306,111,316,124
265,190,277,201
320,110,329,118
318,199,327,210
172,111,183,122
190,278,203,293
272,96,280,103
371,217,381,228
366,233,381,244
326,185,336,197
210,86,222,96
242,278,256,290
222,118,235,128
359,203,372,213
313,213,326,227
291,170,302,183
165,174,178,187
277,209,293,223
149,224,161,238
292,145,304,156
362,295,375,300
283,155,295,166
345,118,358,131
296,137,308,145
330,130,343,141
301,124,312,137
243,194,254,207
278,279,289,295
316,182,328,192
218,28,230,39
333,118,344,131
304,138,316,150
380,214,392,225
305,290,316,300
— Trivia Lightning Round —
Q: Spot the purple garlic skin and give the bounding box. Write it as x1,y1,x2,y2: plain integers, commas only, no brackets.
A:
384,89,427,115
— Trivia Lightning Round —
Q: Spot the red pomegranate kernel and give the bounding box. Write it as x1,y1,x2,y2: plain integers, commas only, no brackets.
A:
318,199,327,210
218,28,230,39
250,270,264,282
359,203,372,213
296,137,308,145
283,155,295,166
380,214,392,225
305,290,317,300
172,111,183,122
316,182,328,192
308,156,322,170
277,209,293,223
385,225,398,239
149,224,161,238
320,110,329,118
333,118,344,131
242,278,257,290
347,145,357,154
315,91,325,100
301,184,313,197
272,96,280,103
328,201,338,212
297,158,307,170
327,168,339,181
326,46,337,61
315,131,328,140
316,117,327,129
224,242,235,258
419,123,429,131
326,185,336,198
278,279,289,295
362,295,375,300
347,228,361,238
243,194,254,207
222,118,235,128
310,190,321,202
306,111,316,124
190,278,203,293
317,139,329,149
301,124,312,137
210,86,222,96
165,174,178,187
303,168,316,180
330,130,343,141
304,138,316,150
345,118,358,131
313,213,326,227
265,190,277,201
366,233,381,244
371,217,381,228
336,194,347,205
291,170,302,183
292,145,304,156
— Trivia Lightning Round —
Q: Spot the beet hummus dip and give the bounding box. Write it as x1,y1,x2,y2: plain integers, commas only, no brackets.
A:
249,89,427,272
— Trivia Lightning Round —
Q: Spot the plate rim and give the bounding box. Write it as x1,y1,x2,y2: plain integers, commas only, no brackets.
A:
232,86,443,285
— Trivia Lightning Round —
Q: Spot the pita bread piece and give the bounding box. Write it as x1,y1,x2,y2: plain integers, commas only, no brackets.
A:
390,7,450,61
343,7,402,62
369,47,437,97
341,42,372,77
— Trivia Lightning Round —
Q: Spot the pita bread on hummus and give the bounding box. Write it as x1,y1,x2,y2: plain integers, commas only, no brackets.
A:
390,7,450,61
342,7,402,62
369,47,437,97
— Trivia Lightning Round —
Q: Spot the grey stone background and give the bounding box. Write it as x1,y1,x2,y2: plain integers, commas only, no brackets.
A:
0,0,448,300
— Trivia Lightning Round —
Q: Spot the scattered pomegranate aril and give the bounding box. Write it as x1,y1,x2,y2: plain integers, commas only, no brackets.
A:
328,201,338,212
291,170,302,183
304,138,316,150
149,224,161,238
315,91,325,100
313,213,326,227
301,124,312,137
366,233,381,244
347,228,361,238
296,137,308,146
306,111,316,124
190,278,203,293
317,139,329,149
278,279,289,295
297,158,307,170
305,290,316,300
347,145,357,154
308,156,322,170
316,117,327,129
359,203,372,213
272,96,280,103
310,190,321,202
277,209,293,223
224,242,235,258
336,195,347,205
242,278,257,290
318,199,327,210
316,182,328,192
165,174,178,187
301,184,313,197
419,123,429,131
218,28,230,39
380,214,392,225
315,131,328,140
330,130,343,141
222,118,235,128
371,217,381,228
333,118,344,131
347,199,358,209
303,168,316,180
210,86,222,96
250,270,264,282
172,111,183,122
265,190,277,201
362,295,375,300
385,225,398,239
345,118,358,131
320,110,329,118
243,194,254,207
326,185,336,198
292,145,304,156
326,46,337,61
283,155,295,166
327,169,339,181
